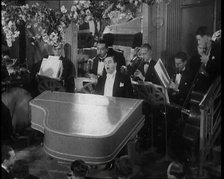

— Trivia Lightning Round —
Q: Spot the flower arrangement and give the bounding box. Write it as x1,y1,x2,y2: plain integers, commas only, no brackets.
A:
101,0,171,25
1,0,171,48
1,0,92,48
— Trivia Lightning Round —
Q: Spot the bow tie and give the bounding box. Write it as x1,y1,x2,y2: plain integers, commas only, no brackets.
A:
176,71,184,75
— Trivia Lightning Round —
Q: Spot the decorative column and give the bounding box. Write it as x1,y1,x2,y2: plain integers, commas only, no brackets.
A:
166,0,181,59
64,21,78,77
142,2,168,63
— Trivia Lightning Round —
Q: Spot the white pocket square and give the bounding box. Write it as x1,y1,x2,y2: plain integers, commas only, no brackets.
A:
119,82,124,87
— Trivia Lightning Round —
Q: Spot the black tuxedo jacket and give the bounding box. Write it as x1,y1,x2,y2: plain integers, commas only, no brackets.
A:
90,55,106,76
205,41,221,82
169,67,194,106
128,59,160,85
95,72,133,98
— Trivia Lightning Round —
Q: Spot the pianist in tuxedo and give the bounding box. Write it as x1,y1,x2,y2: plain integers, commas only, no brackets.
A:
168,51,194,106
128,43,160,85
95,56,133,98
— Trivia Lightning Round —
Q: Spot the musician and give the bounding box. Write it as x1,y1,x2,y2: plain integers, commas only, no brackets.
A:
1,145,16,179
128,43,160,85
195,26,221,83
168,52,194,106
188,44,207,77
95,56,133,98
30,44,75,96
88,38,108,79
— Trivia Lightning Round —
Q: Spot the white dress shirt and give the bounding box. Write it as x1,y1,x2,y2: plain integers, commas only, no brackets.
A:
175,73,182,88
175,67,185,88
97,61,105,76
144,58,152,74
104,70,116,97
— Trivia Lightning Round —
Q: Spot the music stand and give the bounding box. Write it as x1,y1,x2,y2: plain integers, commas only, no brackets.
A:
132,80,169,153
154,59,172,162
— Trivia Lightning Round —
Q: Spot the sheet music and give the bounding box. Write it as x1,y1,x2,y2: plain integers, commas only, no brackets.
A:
38,56,62,79
154,58,171,88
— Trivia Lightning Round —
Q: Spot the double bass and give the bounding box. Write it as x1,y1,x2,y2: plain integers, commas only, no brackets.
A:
179,30,221,128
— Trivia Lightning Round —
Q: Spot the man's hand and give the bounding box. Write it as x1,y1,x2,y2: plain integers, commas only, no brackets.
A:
134,69,145,81
120,65,127,74
168,81,179,92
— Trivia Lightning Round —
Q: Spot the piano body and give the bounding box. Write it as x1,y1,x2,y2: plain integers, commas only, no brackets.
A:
29,91,144,164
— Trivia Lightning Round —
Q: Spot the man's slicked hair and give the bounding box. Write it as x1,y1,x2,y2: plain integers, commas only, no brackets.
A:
141,43,152,51
195,26,211,36
97,38,108,48
174,51,188,62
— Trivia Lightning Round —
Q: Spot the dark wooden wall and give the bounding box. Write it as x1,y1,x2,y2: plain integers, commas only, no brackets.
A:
143,0,220,72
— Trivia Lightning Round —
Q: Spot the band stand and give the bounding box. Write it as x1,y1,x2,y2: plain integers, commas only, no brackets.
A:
132,80,170,155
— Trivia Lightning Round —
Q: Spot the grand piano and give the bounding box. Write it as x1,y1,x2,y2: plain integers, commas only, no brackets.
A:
29,91,144,164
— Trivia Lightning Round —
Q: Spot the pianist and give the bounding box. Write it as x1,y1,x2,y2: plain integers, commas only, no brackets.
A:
95,56,133,98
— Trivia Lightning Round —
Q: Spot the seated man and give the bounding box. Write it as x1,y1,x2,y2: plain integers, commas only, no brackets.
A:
127,43,160,85
168,51,194,106
30,44,75,97
95,56,133,98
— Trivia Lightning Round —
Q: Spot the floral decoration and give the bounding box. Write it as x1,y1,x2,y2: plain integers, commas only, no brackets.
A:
1,0,92,47
1,0,171,48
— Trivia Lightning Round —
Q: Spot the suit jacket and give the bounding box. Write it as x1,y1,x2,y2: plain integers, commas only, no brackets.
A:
1,167,13,179
128,58,160,85
169,67,194,106
188,53,201,77
95,72,133,98
188,41,220,94
90,55,106,76
205,41,221,82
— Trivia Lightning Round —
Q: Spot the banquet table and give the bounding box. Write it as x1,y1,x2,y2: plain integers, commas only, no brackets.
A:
29,91,144,164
